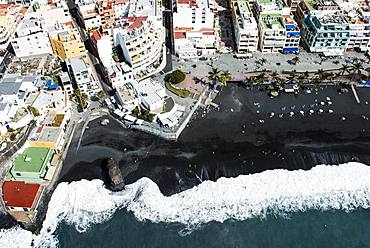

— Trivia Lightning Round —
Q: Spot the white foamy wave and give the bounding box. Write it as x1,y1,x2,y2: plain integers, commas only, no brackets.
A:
2,162,370,247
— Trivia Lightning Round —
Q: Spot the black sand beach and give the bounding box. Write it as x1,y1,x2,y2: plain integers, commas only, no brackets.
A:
59,85,370,195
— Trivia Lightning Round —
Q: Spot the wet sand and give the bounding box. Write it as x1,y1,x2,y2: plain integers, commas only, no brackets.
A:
59,85,370,195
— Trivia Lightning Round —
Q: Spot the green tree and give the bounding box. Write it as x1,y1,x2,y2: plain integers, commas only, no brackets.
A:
316,68,326,82
97,90,106,99
271,71,281,82
340,64,350,76
165,70,186,84
350,60,364,83
208,67,221,82
291,56,300,65
260,58,267,65
27,106,40,117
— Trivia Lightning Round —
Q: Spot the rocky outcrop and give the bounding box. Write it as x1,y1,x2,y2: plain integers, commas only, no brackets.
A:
106,158,125,191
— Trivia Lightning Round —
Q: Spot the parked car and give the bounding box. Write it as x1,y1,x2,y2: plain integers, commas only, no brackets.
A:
199,57,208,61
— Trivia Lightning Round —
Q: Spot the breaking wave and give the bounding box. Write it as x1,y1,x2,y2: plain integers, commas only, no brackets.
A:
1,162,370,247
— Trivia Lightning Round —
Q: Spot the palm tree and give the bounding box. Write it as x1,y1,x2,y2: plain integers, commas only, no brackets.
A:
289,69,297,80
271,71,281,82
326,72,335,82
208,67,220,82
350,61,364,83
256,72,267,85
316,68,326,81
277,80,286,90
219,70,232,86
292,56,300,65
297,79,305,89
340,64,350,76
260,58,267,65
303,71,310,79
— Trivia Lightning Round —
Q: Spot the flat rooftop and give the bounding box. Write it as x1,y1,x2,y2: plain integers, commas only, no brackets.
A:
2,181,41,208
261,13,284,29
37,126,63,143
68,56,87,72
12,147,53,173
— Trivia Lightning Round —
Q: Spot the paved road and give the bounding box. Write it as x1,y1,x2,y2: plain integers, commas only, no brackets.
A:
171,52,369,80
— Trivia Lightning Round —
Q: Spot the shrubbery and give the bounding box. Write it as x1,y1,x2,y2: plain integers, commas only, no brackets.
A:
165,82,190,98
164,70,186,84
132,106,156,122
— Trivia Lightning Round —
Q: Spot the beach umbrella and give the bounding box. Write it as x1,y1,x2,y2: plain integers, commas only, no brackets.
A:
320,102,325,105
328,109,333,113
271,91,278,97
300,110,304,115
326,97,331,101
328,101,332,105
342,116,346,121
319,109,324,113
270,112,275,117
290,111,294,116
309,110,314,114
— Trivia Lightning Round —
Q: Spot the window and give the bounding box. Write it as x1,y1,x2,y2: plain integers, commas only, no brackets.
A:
16,173,21,176
23,208,28,211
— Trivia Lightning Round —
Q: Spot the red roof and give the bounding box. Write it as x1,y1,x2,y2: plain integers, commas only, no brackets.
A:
92,30,101,41
203,31,214,35
122,16,148,30
2,181,40,209
115,0,128,4
174,32,186,39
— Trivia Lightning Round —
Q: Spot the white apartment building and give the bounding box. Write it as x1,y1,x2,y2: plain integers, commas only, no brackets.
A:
337,0,370,52
131,77,166,112
258,11,286,53
231,0,259,54
111,16,165,78
107,62,135,88
0,4,24,54
11,17,53,58
66,56,99,95
254,0,299,53
76,0,102,30
11,5,71,58
114,0,129,18
173,0,216,57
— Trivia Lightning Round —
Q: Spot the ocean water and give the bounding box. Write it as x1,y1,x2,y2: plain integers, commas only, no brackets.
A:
1,162,370,248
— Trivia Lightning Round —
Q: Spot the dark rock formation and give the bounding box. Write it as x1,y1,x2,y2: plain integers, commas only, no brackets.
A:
107,158,125,191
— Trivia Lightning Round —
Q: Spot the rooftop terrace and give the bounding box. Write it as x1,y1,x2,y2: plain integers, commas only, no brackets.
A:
12,147,53,173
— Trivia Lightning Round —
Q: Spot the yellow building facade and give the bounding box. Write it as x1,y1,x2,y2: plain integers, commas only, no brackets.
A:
50,29,86,60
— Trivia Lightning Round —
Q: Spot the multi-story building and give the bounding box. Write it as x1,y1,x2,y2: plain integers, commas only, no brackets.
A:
231,0,259,54
301,11,350,54
11,3,72,58
258,12,286,53
50,27,87,60
75,0,102,30
114,0,129,18
97,0,115,26
2,181,44,223
111,16,165,78
254,0,300,53
0,4,25,54
10,147,54,183
172,0,216,57
337,0,370,52
11,16,53,58
66,56,99,95
282,13,300,53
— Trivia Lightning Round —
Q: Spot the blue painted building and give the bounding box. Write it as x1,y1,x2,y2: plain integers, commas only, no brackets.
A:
301,12,350,54
282,15,300,53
